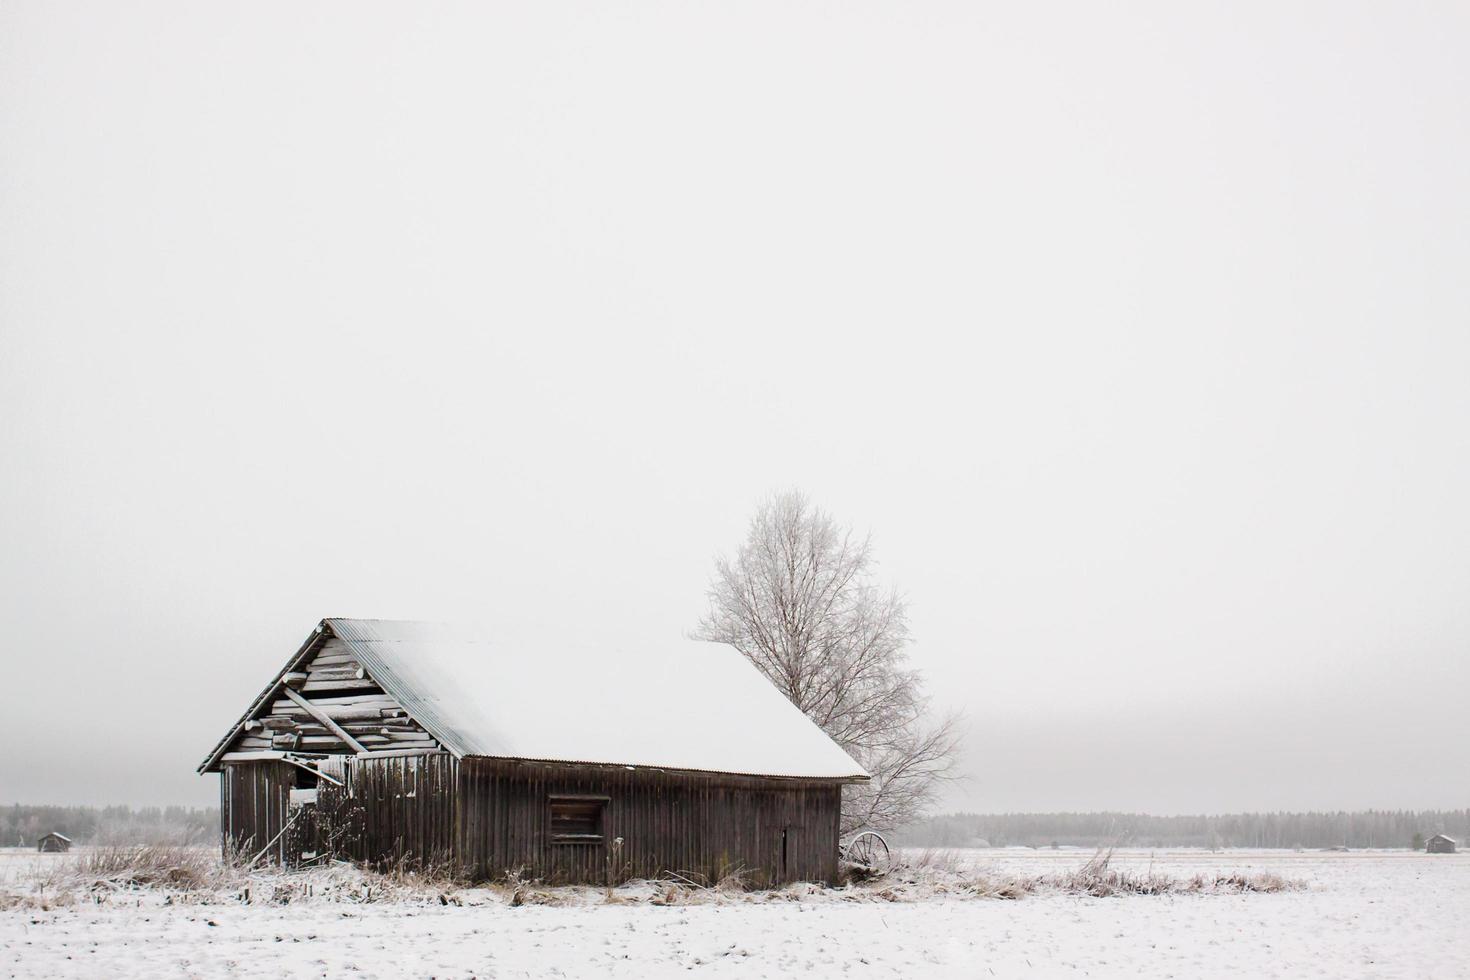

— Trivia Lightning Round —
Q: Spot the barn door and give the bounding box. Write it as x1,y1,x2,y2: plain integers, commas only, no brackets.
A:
774,823,805,883
284,763,322,867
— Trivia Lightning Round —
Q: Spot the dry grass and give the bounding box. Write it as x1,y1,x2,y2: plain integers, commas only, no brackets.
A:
75,844,222,890
3,847,473,911
486,868,570,907
833,848,1301,902
0,846,1302,911
1040,848,1300,897
902,848,967,873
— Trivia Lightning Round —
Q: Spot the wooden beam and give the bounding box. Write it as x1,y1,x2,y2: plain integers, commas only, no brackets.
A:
301,678,379,693
277,755,344,786
268,703,396,722
282,687,368,754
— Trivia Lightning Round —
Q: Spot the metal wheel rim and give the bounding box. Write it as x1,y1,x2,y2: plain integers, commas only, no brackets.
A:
844,831,890,870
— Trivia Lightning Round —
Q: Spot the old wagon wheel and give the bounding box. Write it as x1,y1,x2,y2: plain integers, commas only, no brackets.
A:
843,831,891,873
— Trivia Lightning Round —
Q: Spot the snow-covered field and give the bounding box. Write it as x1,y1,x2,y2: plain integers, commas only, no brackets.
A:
3,847,1467,979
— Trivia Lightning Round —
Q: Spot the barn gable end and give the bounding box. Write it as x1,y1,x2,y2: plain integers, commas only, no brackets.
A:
203,624,444,768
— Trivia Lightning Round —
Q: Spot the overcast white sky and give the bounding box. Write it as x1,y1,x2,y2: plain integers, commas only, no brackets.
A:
2,2,1467,814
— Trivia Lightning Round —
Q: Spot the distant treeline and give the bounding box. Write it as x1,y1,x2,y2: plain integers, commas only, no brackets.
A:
895,810,1470,850
1,804,218,847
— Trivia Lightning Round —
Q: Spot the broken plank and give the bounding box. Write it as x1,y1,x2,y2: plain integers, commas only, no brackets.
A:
282,687,369,754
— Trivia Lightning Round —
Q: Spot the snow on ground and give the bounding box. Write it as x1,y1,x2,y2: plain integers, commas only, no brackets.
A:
3,847,1467,979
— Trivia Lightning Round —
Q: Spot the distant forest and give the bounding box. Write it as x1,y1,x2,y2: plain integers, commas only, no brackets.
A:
895,810,1470,850
1,804,217,847
6,803,1467,851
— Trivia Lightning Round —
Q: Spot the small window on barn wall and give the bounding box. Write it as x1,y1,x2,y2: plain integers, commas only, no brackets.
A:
548,795,608,843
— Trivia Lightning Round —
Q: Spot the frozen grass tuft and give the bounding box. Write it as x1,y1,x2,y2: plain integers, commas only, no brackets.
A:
3,847,475,910
904,848,967,873
75,844,222,891
839,848,1302,902
0,846,1302,910
1040,849,1300,896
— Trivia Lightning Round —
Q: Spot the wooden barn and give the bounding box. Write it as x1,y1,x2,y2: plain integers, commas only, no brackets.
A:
1425,834,1457,854
37,832,71,853
199,618,868,885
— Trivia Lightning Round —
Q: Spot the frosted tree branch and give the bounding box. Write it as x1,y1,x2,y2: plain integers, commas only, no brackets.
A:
696,490,963,835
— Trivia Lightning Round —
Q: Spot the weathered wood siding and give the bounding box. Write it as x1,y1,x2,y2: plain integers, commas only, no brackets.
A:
222,636,441,757
456,759,843,885
224,755,846,884
312,754,459,867
220,761,295,862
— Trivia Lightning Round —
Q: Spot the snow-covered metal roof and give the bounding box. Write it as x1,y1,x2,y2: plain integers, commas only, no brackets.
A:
205,618,868,782
330,618,867,780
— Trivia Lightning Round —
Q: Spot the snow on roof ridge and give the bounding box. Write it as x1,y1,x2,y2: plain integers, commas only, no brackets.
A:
206,617,869,782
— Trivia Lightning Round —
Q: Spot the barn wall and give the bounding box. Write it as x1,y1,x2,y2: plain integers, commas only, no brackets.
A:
219,761,296,862
238,754,846,883
311,754,459,867
456,759,843,885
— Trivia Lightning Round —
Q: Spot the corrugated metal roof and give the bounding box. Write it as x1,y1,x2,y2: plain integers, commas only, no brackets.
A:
203,618,868,782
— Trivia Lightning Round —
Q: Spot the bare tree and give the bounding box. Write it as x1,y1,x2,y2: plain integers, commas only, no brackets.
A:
696,490,961,835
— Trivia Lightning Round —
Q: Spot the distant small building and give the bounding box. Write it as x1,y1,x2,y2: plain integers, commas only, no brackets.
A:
37,832,71,853
1425,834,1457,854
